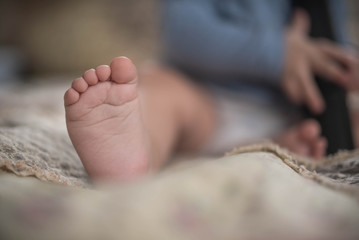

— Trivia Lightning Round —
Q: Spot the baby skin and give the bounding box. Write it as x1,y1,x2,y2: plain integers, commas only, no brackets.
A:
65,57,150,181
65,56,327,182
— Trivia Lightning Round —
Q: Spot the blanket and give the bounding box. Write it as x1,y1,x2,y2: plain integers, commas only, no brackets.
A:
0,82,359,240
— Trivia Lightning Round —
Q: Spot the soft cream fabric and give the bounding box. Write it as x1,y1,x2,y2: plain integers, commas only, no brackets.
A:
1,152,359,240
1,82,359,240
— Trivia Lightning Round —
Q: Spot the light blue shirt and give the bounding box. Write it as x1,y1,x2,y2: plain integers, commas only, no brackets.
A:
161,0,348,99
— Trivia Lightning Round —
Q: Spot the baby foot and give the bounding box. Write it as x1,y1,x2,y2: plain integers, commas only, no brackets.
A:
275,119,327,159
64,57,150,181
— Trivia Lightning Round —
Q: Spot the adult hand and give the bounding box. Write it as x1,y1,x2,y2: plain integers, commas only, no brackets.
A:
311,39,359,92
281,10,359,114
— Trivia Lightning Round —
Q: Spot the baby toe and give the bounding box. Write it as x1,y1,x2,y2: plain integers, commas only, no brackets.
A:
64,88,80,106
72,77,88,93
83,69,98,86
96,65,111,82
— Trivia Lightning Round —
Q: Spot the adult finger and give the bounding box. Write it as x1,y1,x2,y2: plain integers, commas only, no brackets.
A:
314,54,350,86
282,75,303,105
316,39,355,67
291,9,310,35
297,62,325,114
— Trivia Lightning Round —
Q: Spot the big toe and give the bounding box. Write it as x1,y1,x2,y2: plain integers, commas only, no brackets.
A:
110,57,137,84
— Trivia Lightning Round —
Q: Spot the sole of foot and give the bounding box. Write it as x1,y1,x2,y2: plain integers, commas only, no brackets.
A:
65,56,151,182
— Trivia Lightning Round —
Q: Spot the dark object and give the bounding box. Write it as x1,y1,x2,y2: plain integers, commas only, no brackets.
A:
291,0,354,154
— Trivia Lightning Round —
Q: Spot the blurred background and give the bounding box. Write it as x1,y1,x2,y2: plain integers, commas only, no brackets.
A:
0,0,159,83
0,0,358,83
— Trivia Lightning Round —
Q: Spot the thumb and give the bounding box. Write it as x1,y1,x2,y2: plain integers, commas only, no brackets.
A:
291,9,310,35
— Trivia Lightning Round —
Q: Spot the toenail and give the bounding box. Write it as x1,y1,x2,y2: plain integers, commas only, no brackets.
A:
85,68,95,73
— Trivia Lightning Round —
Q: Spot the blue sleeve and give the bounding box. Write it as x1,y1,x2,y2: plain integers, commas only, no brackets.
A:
161,0,286,84
329,0,350,47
